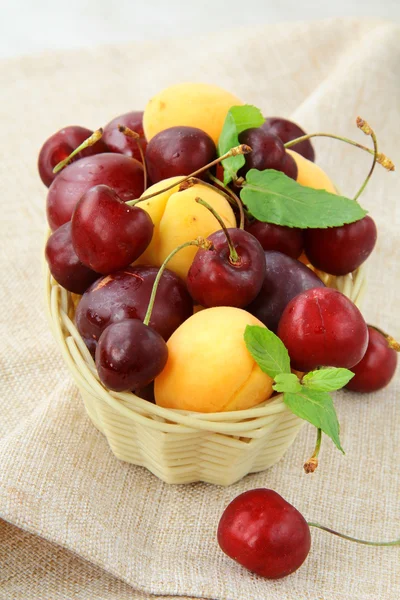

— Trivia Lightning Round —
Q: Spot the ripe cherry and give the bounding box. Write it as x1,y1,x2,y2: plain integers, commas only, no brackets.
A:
217,489,311,579
45,222,100,294
38,126,108,187
75,266,193,351
238,128,284,173
145,126,216,184
262,117,315,162
345,326,398,393
246,251,324,332
187,228,265,308
95,320,168,392
186,198,265,308
245,220,304,259
278,287,369,371
46,153,144,231
71,184,153,274
102,111,147,161
304,216,377,275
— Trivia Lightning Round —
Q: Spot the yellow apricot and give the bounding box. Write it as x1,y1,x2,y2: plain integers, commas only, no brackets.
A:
155,307,274,413
287,149,337,194
135,177,236,280
143,83,243,145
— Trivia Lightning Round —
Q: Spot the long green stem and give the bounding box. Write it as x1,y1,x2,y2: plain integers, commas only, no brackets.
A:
207,172,245,230
353,117,378,201
118,124,148,190
304,428,322,473
143,238,210,326
127,144,252,206
195,197,240,265
308,522,400,547
284,131,394,171
52,128,104,174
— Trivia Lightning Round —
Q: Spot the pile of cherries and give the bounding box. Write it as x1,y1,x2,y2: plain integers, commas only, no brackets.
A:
43,110,397,397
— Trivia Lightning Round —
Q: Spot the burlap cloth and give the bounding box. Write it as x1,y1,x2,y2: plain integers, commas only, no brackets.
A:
0,17,399,600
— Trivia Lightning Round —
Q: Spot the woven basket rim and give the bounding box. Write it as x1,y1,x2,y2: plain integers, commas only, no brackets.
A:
43,253,366,435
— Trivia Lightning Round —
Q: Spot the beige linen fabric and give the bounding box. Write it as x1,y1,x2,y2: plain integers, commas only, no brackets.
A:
0,17,399,600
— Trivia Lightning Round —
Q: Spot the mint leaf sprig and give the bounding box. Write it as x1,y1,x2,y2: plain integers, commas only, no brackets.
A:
244,325,355,467
218,105,264,185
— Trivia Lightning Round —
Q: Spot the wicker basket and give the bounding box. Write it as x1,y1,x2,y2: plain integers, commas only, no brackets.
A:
44,261,366,486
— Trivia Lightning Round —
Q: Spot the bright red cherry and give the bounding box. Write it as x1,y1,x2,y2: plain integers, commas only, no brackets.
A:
278,287,369,371
187,228,266,308
71,184,153,274
345,326,398,393
38,126,108,187
46,153,144,231
262,117,315,162
217,489,311,579
45,222,100,294
75,266,193,352
245,220,304,259
102,111,147,161
246,251,324,332
304,216,377,275
145,126,216,183
95,320,168,392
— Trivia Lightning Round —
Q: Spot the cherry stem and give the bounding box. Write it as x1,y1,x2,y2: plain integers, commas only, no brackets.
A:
304,428,322,474
143,238,212,326
52,128,104,174
207,172,245,230
353,117,378,201
195,197,240,265
369,325,400,351
284,132,395,172
307,522,400,547
118,124,148,190
126,144,252,206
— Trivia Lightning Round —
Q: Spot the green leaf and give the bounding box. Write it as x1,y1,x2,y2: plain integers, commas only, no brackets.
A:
244,325,290,379
218,105,264,185
303,368,355,392
284,388,344,453
241,169,367,228
273,373,302,393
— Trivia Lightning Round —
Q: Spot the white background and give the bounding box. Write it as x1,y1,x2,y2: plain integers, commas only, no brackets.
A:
1,0,399,59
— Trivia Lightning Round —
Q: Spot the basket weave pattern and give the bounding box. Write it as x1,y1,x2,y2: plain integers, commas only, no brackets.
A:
45,264,366,486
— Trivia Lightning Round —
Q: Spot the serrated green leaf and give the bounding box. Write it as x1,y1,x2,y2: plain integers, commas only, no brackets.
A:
218,105,265,185
273,373,302,393
303,368,355,392
284,389,344,453
244,325,290,379
241,169,367,228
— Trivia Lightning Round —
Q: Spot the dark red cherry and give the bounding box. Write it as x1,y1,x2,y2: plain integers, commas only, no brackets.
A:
217,489,311,579
95,320,168,392
75,266,193,348
145,126,216,183
46,153,144,231
45,222,100,294
38,126,108,187
71,184,153,274
278,287,369,371
345,326,398,393
304,216,377,275
245,221,304,258
262,117,315,162
102,111,147,161
280,152,298,180
187,229,266,308
238,128,286,176
246,251,324,332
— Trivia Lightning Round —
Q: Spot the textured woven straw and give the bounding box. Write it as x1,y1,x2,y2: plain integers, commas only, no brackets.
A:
44,260,366,485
